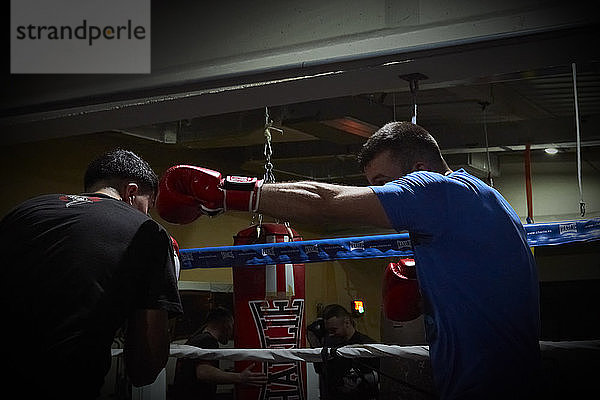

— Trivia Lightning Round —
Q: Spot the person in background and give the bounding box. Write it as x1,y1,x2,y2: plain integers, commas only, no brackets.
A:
171,307,268,400
313,304,379,400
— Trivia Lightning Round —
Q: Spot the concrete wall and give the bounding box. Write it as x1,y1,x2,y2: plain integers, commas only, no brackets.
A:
494,151,600,224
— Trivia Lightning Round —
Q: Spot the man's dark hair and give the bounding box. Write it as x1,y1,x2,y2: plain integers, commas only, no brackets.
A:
84,149,158,194
322,304,351,321
205,306,233,325
357,121,447,173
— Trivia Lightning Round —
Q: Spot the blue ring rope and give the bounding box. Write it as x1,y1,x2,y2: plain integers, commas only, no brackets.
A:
179,218,600,270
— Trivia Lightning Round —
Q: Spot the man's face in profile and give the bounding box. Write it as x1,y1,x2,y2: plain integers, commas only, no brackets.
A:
364,149,409,186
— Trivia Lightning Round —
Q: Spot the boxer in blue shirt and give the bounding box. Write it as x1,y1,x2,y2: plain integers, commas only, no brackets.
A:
361,125,540,399
157,121,541,399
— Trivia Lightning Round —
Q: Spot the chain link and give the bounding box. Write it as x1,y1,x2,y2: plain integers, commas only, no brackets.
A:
263,106,281,184
252,107,283,228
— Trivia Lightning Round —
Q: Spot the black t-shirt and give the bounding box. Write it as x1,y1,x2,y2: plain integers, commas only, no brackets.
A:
0,193,183,399
319,331,380,400
172,331,220,400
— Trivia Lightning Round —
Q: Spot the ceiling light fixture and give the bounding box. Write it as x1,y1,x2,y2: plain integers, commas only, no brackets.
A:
544,147,559,155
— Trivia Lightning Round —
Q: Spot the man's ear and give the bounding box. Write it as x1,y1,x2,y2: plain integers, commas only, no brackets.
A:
122,183,140,204
412,161,427,172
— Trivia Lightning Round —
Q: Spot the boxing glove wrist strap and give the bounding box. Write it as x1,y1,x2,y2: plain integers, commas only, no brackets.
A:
223,176,264,213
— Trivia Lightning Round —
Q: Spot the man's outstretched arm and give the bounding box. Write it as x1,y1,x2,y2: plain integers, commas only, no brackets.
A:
257,181,392,228
155,165,392,229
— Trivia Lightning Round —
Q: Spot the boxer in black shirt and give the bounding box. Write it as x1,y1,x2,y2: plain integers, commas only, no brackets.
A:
0,149,183,399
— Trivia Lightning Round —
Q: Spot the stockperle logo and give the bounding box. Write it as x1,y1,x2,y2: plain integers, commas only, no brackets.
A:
11,0,150,73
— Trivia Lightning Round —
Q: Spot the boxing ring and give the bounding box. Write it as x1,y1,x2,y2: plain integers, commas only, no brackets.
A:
122,218,599,399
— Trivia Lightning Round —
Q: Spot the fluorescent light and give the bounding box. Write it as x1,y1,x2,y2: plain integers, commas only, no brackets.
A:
544,147,559,155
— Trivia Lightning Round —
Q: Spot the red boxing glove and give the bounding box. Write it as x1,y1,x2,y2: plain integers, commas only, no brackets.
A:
382,258,422,322
156,165,263,224
156,165,219,223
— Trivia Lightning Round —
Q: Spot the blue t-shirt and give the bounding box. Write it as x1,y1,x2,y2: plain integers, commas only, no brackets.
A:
371,169,540,399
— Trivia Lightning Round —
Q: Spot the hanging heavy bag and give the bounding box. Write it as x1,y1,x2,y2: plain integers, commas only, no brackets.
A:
232,223,307,400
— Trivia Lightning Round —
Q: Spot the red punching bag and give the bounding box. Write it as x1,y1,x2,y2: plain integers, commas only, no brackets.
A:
232,223,307,400
382,258,422,322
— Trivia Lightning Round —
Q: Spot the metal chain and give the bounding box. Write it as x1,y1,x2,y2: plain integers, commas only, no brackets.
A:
263,106,281,184
252,107,283,230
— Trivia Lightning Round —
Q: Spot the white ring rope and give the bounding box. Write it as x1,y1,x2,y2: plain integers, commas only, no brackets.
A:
110,341,600,362
111,343,430,362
